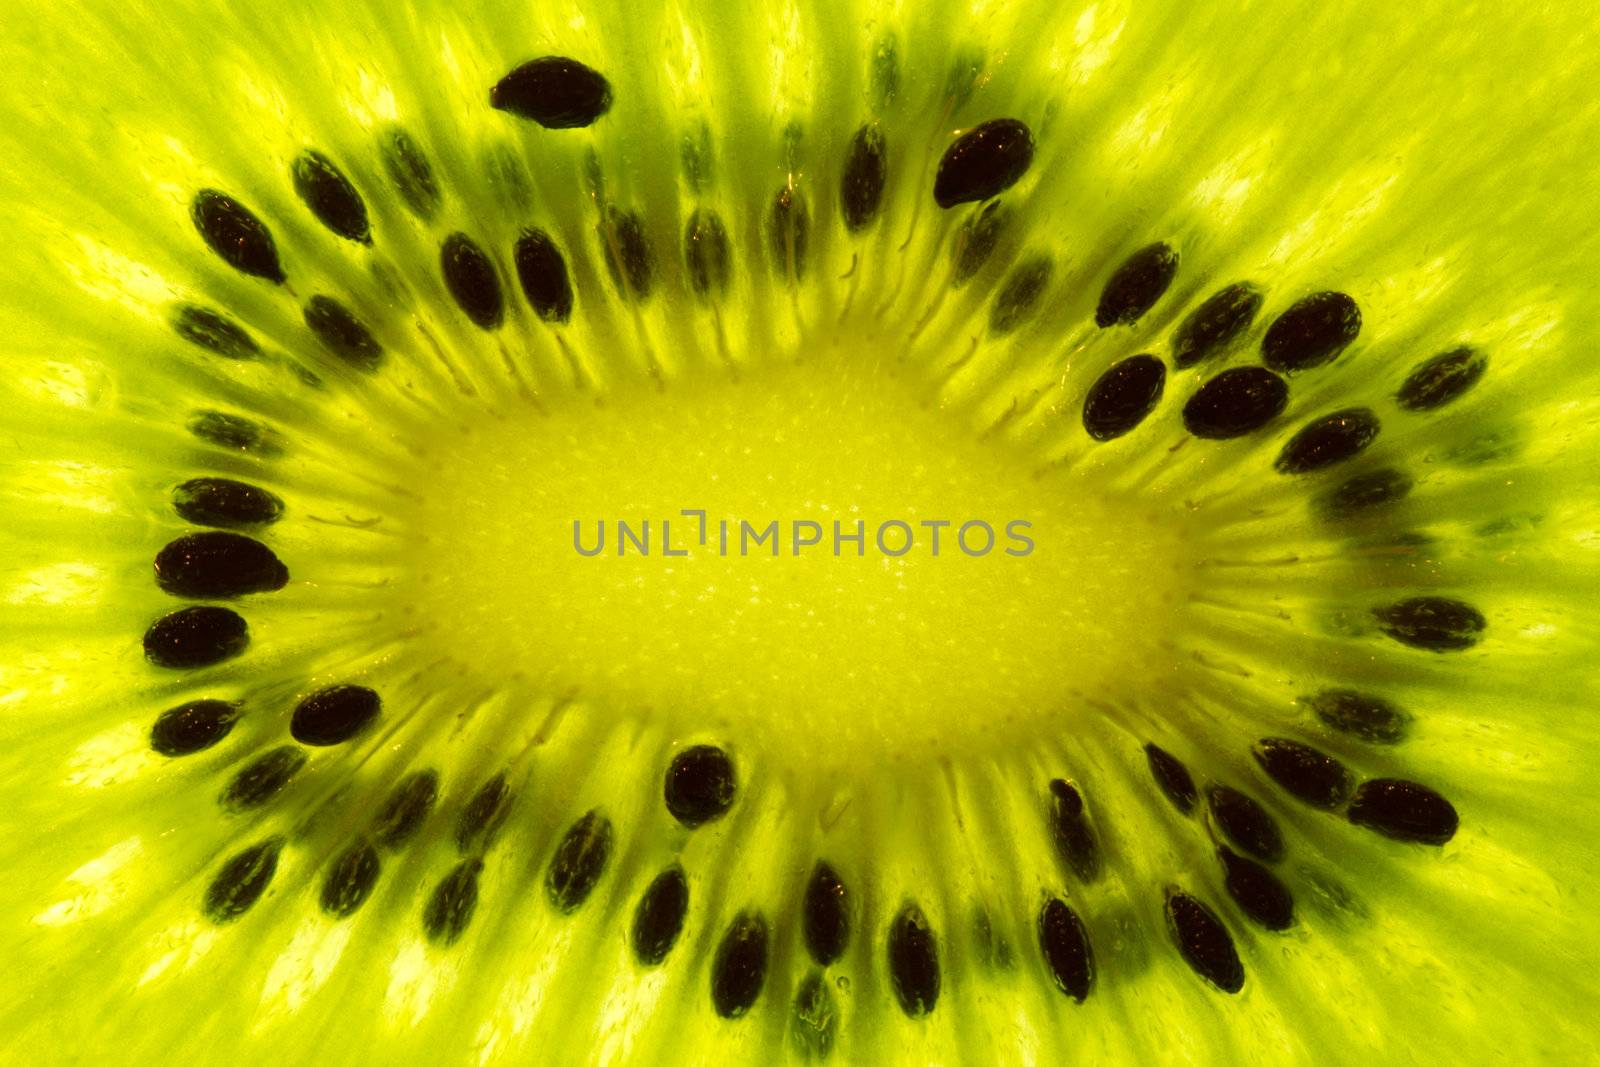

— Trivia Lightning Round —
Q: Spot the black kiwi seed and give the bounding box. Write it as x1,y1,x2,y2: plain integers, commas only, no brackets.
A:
1145,743,1199,814
1252,738,1354,809
1347,779,1459,844
840,123,888,231
153,532,288,599
663,745,737,828
170,304,261,360
598,207,654,300
1095,242,1179,328
951,200,1006,286
143,605,249,669
1165,890,1244,993
188,411,274,454
1037,897,1094,1002
1307,689,1410,744
790,971,838,1060
887,902,940,1018
173,477,284,528
290,684,380,747
513,228,575,324
191,189,285,283
456,773,512,854
711,912,771,1019
684,209,732,298
768,186,811,280
545,809,614,914
1047,779,1101,883
932,118,1034,208
1183,366,1289,439
291,150,371,244
1083,354,1167,441
1398,345,1488,411
490,56,613,129
320,841,381,919
1274,408,1381,474
631,865,690,967
1208,786,1284,863
150,698,241,756
1172,282,1262,368
303,295,384,372
219,746,307,813
379,126,441,222
372,769,439,849
1373,596,1486,652
1217,847,1295,931
203,837,284,924
423,859,483,946
989,255,1052,335
1261,291,1361,372
803,861,850,966
440,233,504,330
1317,468,1413,521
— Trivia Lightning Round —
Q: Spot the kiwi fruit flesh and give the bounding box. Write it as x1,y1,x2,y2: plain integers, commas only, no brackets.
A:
0,1,1598,1064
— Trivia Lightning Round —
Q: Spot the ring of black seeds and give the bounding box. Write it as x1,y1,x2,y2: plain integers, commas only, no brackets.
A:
78,31,1529,1052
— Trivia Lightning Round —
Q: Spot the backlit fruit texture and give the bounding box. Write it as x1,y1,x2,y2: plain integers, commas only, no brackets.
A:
1,1,1598,1065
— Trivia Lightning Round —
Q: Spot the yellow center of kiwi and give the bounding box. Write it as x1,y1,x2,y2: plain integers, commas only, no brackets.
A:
402,344,1197,762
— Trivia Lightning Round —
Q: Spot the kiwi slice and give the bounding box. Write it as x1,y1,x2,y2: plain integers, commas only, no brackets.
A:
0,1,1597,1063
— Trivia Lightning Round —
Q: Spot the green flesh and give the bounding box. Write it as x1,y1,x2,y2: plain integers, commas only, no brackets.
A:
1,0,1599,1063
